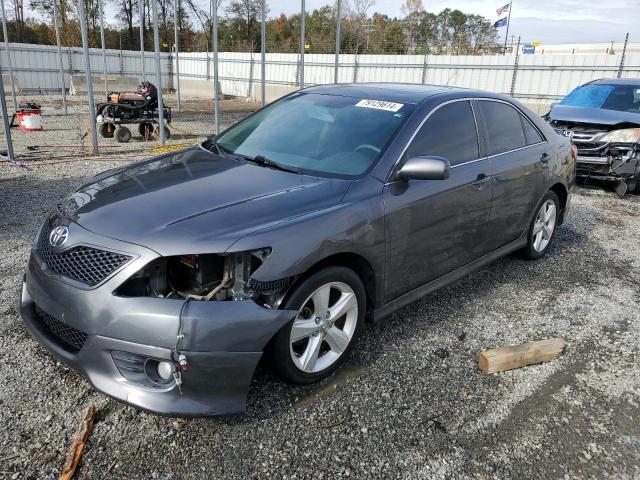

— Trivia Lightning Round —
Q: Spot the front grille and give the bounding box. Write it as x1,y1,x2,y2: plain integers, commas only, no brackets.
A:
36,221,131,286
550,123,609,156
34,306,87,353
570,130,605,142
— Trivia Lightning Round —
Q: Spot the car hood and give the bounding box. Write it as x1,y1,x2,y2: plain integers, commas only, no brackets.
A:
60,147,351,255
548,105,640,128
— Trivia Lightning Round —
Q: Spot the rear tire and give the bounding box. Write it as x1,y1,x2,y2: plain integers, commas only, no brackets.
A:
99,122,114,138
271,267,366,385
115,126,132,143
138,122,153,141
522,191,560,260
154,125,171,140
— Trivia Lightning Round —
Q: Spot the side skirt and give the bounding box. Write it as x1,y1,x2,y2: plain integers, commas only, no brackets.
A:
372,235,528,323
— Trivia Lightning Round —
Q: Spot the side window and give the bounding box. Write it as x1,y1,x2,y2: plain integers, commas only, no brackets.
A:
521,116,544,145
406,101,479,166
477,101,527,155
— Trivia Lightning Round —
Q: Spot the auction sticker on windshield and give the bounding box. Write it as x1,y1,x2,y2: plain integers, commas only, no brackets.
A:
355,99,404,112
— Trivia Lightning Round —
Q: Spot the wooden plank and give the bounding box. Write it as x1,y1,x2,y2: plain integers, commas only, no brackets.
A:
59,405,96,480
478,338,566,374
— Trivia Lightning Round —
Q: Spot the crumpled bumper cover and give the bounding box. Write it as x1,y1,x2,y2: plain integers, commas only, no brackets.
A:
576,146,640,181
20,253,297,417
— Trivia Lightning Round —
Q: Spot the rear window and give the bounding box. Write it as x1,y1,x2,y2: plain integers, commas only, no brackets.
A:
522,116,544,145
476,101,527,155
560,84,640,114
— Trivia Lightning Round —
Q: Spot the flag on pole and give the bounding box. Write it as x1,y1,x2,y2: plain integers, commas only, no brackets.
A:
496,3,510,15
494,17,508,28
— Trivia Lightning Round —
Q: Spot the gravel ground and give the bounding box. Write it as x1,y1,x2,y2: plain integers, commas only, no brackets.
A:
1,119,640,479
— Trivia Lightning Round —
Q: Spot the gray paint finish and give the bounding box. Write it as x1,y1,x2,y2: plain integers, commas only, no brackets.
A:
21,84,575,416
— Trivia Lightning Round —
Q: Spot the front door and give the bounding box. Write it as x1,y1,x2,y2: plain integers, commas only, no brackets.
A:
383,100,493,303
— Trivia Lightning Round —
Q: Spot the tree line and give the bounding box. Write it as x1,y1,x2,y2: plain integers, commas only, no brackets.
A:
0,0,500,55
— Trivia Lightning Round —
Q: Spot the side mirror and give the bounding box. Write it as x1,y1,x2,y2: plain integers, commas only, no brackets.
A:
396,156,451,181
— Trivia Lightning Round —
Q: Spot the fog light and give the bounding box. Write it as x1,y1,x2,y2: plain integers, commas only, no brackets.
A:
157,361,173,380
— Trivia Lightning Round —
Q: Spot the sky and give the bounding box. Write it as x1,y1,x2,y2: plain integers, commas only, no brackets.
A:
263,0,639,45
91,0,638,45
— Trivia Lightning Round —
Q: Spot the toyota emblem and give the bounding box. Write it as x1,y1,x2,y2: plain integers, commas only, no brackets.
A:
49,225,69,248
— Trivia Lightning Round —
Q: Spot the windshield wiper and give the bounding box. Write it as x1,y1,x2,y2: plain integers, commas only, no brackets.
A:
243,154,300,174
203,138,231,156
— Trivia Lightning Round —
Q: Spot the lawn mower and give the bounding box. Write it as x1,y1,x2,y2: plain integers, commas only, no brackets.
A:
95,82,171,143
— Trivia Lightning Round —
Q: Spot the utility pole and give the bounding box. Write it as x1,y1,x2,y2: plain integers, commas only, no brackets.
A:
0,0,18,110
52,0,67,115
334,0,341,84
99,0,108,95
0,70,16,162
260,0,266,105
212,0,220,134
174,0,181,110
299,0,305,88
77,0,99,154
139,0,145,80
617,32,629,78
152,0,166,144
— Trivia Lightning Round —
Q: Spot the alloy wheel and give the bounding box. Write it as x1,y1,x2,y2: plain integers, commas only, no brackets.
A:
532,199,557,252
289,282,358,373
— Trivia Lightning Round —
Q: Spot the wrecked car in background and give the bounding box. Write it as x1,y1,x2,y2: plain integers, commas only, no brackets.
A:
21,84,575,416
545,78,640,196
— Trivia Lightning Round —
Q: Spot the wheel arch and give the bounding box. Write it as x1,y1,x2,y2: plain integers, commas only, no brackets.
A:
549,182,569,224
283,252,377,321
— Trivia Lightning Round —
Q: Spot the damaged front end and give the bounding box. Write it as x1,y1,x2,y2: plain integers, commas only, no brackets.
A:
20,218,298,416
116,248,290,307
550,123,640,195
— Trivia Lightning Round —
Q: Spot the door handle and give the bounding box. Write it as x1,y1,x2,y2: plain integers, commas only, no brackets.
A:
472,173,490,189
473,173,488,182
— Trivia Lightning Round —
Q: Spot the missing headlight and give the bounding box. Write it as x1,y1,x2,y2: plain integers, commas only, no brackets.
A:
115,248,279,302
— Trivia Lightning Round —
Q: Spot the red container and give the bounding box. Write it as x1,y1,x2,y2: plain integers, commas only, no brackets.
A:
16,108,43,132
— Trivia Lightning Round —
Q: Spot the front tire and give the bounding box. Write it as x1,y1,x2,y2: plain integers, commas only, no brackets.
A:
271,267,366,384
522,191,560,260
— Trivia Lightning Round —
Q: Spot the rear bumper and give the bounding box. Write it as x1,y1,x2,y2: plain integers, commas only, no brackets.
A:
21,241,297,416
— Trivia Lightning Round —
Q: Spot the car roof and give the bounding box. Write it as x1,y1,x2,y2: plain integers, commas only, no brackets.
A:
586,78,640,87
302,83,503,104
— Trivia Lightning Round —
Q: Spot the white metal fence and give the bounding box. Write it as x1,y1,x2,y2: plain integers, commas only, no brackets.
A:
0,42,173,93
2,41,639,107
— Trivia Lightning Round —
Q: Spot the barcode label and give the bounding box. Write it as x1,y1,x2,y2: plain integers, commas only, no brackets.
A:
355,99,404,112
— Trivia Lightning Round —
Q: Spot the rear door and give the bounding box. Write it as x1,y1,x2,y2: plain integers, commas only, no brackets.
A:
475,100,548,251
382,100,493,302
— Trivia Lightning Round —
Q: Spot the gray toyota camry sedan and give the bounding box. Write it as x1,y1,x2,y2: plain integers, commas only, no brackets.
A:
21,84,576,416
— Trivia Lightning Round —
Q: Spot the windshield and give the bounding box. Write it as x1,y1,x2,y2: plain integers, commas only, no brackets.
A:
559,84,640,114
215,92,415,178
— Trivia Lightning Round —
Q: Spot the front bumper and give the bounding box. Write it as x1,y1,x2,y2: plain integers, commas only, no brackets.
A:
576,147,640,182
20,222,297,416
